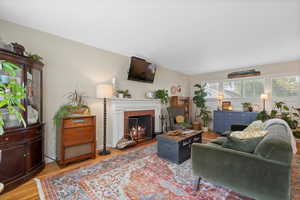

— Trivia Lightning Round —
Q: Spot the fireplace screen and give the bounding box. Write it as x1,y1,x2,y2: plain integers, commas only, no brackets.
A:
126,115,153,142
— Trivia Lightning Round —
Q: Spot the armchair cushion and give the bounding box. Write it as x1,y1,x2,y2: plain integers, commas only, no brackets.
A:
210,137,227,145
175,115,185,123
222,136,264,153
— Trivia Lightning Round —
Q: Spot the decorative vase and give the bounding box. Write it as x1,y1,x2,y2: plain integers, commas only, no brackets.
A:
118,93,124,98
145,91,155,99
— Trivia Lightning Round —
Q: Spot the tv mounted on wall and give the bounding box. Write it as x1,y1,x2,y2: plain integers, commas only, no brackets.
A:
128,57,156,83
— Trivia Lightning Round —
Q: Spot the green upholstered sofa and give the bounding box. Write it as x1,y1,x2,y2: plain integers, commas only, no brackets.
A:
192,123,293,200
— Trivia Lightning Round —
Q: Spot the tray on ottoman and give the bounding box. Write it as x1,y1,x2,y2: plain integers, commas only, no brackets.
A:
157,130,202,164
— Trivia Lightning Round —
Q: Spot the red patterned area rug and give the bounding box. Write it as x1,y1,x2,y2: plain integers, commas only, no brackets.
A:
35,145,299,200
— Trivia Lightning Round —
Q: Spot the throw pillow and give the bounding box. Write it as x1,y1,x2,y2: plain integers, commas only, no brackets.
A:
222,136,264,153
211,137,227,145
231,130,268,139
175,115,185,123
243,120,263,132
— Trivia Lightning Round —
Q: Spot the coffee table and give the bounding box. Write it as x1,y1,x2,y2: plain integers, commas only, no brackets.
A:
157,130,202,164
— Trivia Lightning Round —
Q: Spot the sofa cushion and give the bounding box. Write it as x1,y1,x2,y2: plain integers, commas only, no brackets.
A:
254,124,293,163
211,137,227,145
222,136,264,153
254,138,292,163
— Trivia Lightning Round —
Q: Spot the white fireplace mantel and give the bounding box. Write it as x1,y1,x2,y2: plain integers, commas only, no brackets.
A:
108,98,162,147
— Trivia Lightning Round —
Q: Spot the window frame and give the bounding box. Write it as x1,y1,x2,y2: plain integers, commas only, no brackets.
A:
271,75,300,99
202,81,220,100
222,76,266,99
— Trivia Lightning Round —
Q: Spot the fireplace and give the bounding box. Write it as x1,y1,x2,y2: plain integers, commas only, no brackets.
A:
124,110,155,143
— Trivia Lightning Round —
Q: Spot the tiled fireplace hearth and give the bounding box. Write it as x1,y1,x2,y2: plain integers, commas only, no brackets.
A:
109,99,161,147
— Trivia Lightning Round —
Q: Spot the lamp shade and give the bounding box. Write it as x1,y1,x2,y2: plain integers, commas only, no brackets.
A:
217,93,224,100
96,84,113,99
260,93,268,100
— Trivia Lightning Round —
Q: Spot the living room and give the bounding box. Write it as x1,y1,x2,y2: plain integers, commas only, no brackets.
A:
0,1,300,200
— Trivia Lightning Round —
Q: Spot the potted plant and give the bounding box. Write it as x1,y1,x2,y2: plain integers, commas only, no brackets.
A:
193,84,211,131
25,52,43,62
155,89,169,132
270,101,299,129
256,101,300,129
53,90,90,128
241,102,253,112
0,60,27,135
154,89,169,104
201,110,211,132
116,89,131,98
256,110,269,122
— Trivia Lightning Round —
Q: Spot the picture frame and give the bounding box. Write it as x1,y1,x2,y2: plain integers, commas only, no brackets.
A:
222,101,231,110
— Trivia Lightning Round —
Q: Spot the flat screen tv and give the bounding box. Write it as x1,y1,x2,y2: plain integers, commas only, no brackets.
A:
128,57,156,83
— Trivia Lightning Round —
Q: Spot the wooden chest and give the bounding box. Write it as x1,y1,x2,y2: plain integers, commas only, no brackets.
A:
56,116,96,166
157,131,202,164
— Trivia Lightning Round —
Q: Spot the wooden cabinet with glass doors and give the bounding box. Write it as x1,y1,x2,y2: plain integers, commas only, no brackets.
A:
0,49,44,193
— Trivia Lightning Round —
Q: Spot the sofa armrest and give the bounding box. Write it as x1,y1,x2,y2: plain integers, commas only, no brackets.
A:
192,143,291,200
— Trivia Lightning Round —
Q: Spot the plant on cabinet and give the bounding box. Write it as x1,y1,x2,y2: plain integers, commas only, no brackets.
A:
0,60,26,135
53,89,90,128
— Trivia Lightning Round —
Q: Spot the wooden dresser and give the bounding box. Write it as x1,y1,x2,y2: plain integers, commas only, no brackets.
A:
56,115,96,166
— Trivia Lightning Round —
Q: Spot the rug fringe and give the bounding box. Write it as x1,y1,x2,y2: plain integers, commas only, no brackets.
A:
34,178,46,200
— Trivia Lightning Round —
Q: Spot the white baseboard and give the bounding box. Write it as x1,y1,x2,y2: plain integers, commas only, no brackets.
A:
97,144,113,150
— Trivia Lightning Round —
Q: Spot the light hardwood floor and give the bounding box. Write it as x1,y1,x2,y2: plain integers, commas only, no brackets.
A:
1,132,218,200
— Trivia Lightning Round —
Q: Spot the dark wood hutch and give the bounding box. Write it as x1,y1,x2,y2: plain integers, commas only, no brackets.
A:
0,49,44,193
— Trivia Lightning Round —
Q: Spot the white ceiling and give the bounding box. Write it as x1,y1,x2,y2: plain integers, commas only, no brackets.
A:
0,0,299,75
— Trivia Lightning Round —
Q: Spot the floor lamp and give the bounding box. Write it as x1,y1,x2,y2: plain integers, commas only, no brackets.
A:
217,93,224,110
96,84,113,155
261,93,268,111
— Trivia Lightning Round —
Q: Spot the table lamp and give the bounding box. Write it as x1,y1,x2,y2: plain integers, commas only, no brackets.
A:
217,93,224,110
260,93,268,111
96,84,113,155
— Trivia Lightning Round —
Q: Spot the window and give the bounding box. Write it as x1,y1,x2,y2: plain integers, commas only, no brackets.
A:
204,82,219,98
223,80,242,98
272,76,299,97
243,79,264,98
223,78,264,98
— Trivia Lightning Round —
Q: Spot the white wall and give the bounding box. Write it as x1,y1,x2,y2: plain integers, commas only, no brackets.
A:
0,19,191,161
190,60,300,129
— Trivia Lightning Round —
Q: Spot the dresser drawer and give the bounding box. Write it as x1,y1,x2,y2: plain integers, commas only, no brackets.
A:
63,127,94,147
63,117,94,128
0,133,24,144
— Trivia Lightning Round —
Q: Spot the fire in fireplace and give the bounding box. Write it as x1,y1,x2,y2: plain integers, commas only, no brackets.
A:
124,110,155,143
